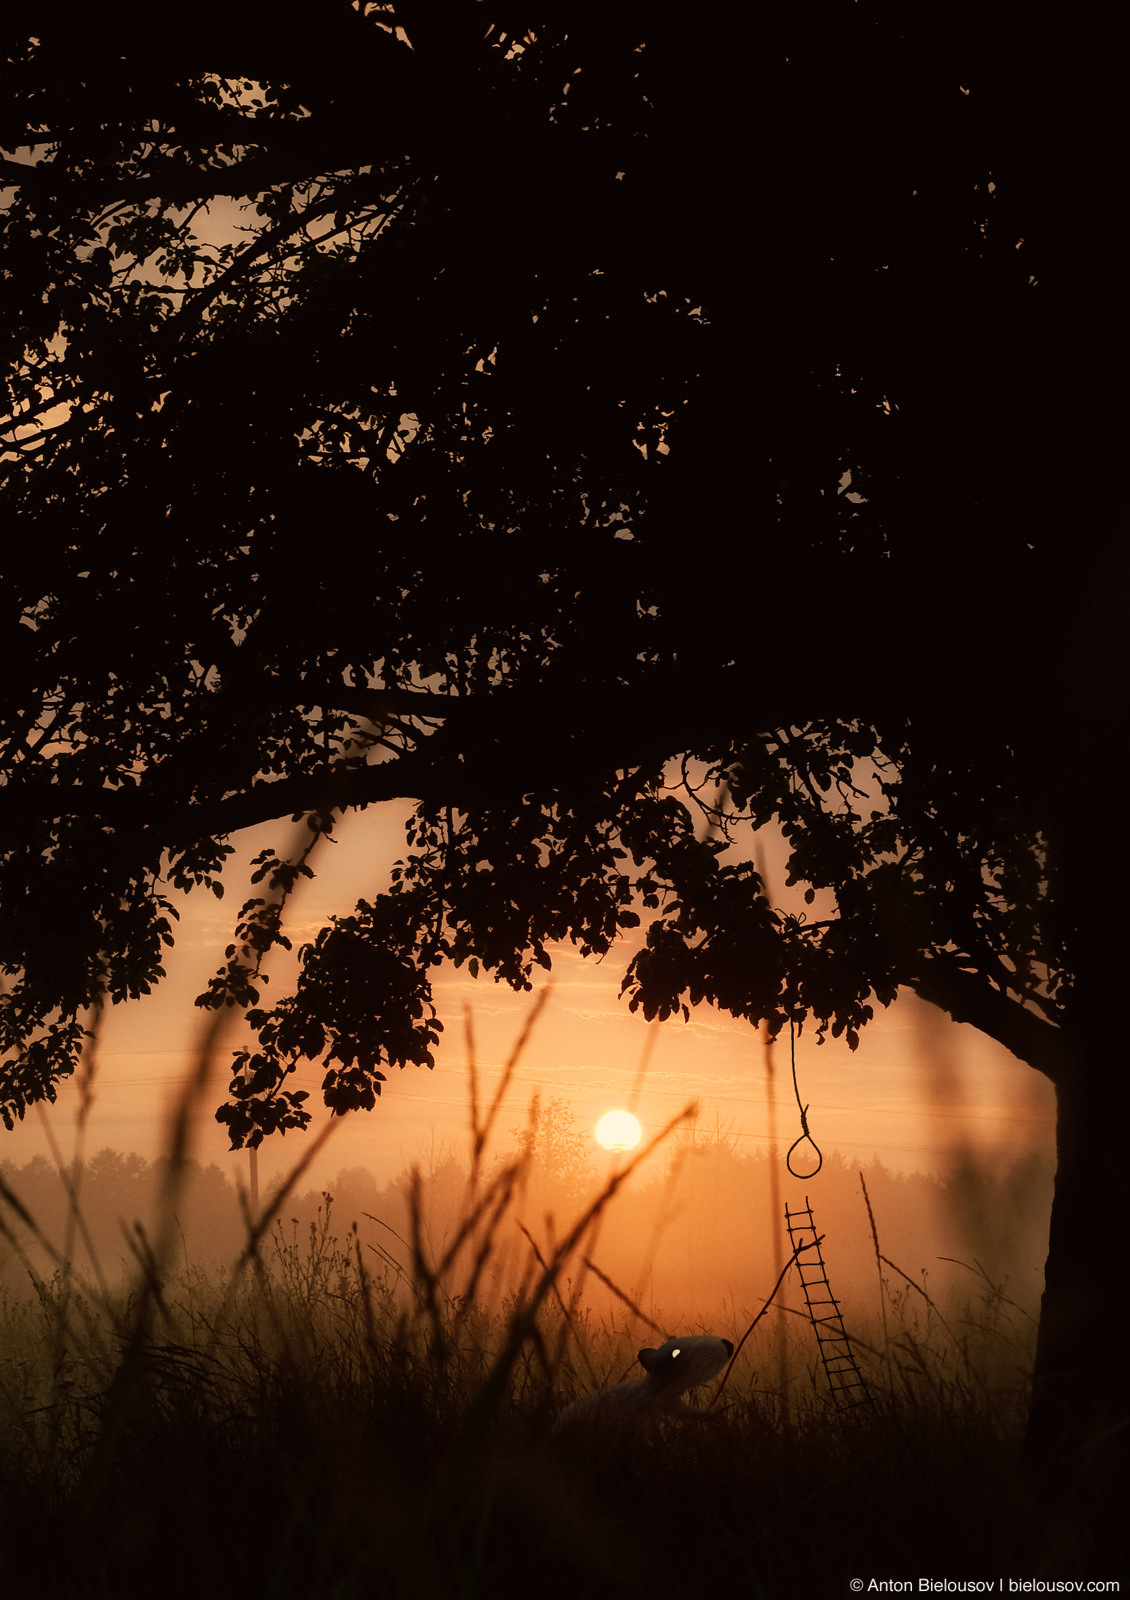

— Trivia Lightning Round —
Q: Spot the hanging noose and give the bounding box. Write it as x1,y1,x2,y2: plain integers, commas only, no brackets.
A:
785,1012,823,1179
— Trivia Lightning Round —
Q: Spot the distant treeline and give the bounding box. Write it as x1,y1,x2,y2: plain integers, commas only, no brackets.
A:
0,1131,1054,1334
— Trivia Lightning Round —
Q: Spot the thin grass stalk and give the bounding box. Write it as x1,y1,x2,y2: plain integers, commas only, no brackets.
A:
458,1102,696,1443
860,1170,892,1398
710,1233,823,1409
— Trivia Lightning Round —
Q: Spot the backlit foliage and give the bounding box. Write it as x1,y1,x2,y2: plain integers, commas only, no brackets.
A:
0,5,1088,1139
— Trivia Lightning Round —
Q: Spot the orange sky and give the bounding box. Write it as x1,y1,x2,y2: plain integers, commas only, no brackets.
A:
0,804,1057,1196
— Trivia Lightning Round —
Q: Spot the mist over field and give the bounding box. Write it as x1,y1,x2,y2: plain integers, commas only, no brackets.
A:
0,1096,1082,1597
1,1116,1052,1349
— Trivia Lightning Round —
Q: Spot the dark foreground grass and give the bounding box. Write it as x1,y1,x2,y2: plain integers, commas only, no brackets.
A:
0,1170,1080,1600
0,1300,1036,1600
0,1016,1103,1600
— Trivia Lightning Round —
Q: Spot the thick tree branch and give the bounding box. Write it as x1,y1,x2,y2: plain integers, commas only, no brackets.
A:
907,951,1069,1085
0,667,778,840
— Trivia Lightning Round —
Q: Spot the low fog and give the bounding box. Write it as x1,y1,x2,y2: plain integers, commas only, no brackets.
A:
1,1096,1052,1389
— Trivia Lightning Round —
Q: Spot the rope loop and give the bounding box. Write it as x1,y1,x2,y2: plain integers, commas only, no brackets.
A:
786,1013,823,1179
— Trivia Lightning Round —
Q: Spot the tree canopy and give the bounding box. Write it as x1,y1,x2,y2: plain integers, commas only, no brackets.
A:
1,0,1124,1533
3,1,1104,1142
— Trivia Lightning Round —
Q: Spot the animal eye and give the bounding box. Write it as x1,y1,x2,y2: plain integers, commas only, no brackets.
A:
671,1348,681,1358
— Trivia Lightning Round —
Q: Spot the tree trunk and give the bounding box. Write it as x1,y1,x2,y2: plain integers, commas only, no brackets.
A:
1025,1028,1130,1569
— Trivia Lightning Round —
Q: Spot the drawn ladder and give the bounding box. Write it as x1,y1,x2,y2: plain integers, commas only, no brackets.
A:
785,1198,872,1409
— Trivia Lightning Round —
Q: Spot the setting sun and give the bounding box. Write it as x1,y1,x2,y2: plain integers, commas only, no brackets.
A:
595,1109,643,1151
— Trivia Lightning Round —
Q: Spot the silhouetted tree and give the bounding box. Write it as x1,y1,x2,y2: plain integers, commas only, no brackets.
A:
510,1095,594,1207
0,2,1120,1544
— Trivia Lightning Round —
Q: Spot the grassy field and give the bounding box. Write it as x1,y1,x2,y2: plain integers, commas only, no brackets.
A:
1,1107,1086,1600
